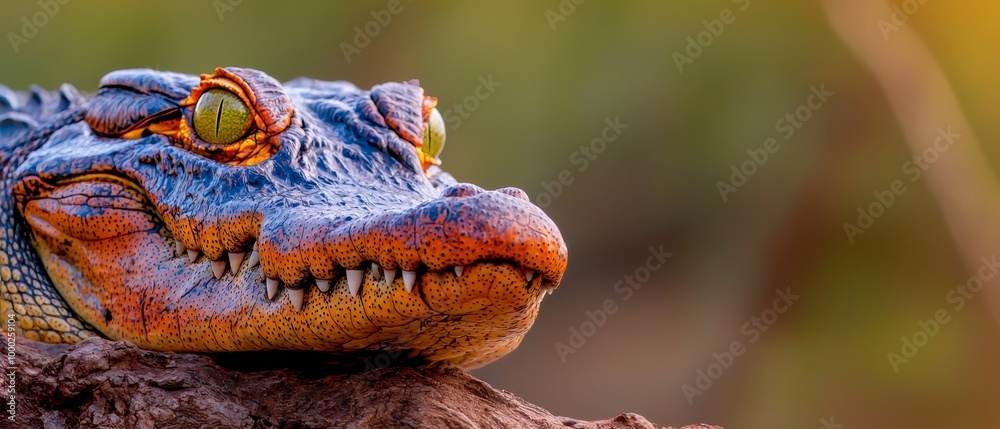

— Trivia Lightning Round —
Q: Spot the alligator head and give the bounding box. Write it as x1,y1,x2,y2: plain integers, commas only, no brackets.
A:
0,67,566,369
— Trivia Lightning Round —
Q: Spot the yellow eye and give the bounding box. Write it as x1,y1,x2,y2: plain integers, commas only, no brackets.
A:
192,89,252,145
422,108,446,159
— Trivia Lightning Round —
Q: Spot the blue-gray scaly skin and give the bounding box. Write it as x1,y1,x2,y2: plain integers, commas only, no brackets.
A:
0,67,567,369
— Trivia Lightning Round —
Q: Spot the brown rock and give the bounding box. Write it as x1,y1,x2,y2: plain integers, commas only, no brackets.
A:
1,337,720,429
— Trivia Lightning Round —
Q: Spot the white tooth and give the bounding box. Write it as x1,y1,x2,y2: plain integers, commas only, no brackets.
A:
228,252,245,275
266,278,280,301
187,249,200,263
210,260,227,279
346,269,364,297
545,286,554,295
175,241,187,257
372,263,383,281
454,266,464,277
384,268,397,285
402,270,417,293
287,287,304,311
525,270,535,282
247,250,260,268
538,292,546,303
316,279,332,292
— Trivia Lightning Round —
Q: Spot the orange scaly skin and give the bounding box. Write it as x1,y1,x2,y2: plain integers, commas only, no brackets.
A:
0,68,567,369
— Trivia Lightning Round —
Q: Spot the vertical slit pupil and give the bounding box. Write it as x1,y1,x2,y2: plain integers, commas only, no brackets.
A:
215,99,225,139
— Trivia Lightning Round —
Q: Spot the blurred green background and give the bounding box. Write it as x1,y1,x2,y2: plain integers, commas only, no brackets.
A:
3,1,999,427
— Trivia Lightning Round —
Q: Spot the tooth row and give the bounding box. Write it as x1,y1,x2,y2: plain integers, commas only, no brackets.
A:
176,240,262,278
262,265,537,311
175,239,542,312
260,265,421,311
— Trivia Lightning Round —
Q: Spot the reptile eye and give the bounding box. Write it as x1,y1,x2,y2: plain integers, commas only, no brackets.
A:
422,108,446,159
192,88,252,145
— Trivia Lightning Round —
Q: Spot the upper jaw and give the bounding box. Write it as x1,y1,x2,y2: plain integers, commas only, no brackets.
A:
170,183,567,312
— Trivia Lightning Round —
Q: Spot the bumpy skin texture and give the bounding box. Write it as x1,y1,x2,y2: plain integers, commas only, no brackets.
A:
0,67,567,369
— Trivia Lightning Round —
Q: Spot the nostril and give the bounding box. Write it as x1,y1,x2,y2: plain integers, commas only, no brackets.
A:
495,187,530,202
440,183,486,198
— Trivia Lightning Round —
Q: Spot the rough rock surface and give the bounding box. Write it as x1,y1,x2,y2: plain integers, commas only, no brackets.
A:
1,337,720,429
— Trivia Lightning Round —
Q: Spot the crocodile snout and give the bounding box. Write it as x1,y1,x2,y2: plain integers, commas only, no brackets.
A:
254,184,568,311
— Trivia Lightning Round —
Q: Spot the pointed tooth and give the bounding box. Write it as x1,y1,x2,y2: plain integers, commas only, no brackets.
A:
545,286,554,295
247,250,260,268
187,249,200,263
525,270,535,282
228,252,245,275
372,262,383,281
346,269,364,297
316,279,332,293
210,259,227,279
454,266,464,277
287,288,304,311
266,278,280,301
175,241,187,257
384,268,397,285
402,270,417,293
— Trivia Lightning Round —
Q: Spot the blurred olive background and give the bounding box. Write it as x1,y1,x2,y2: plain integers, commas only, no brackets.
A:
2,1,999,427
